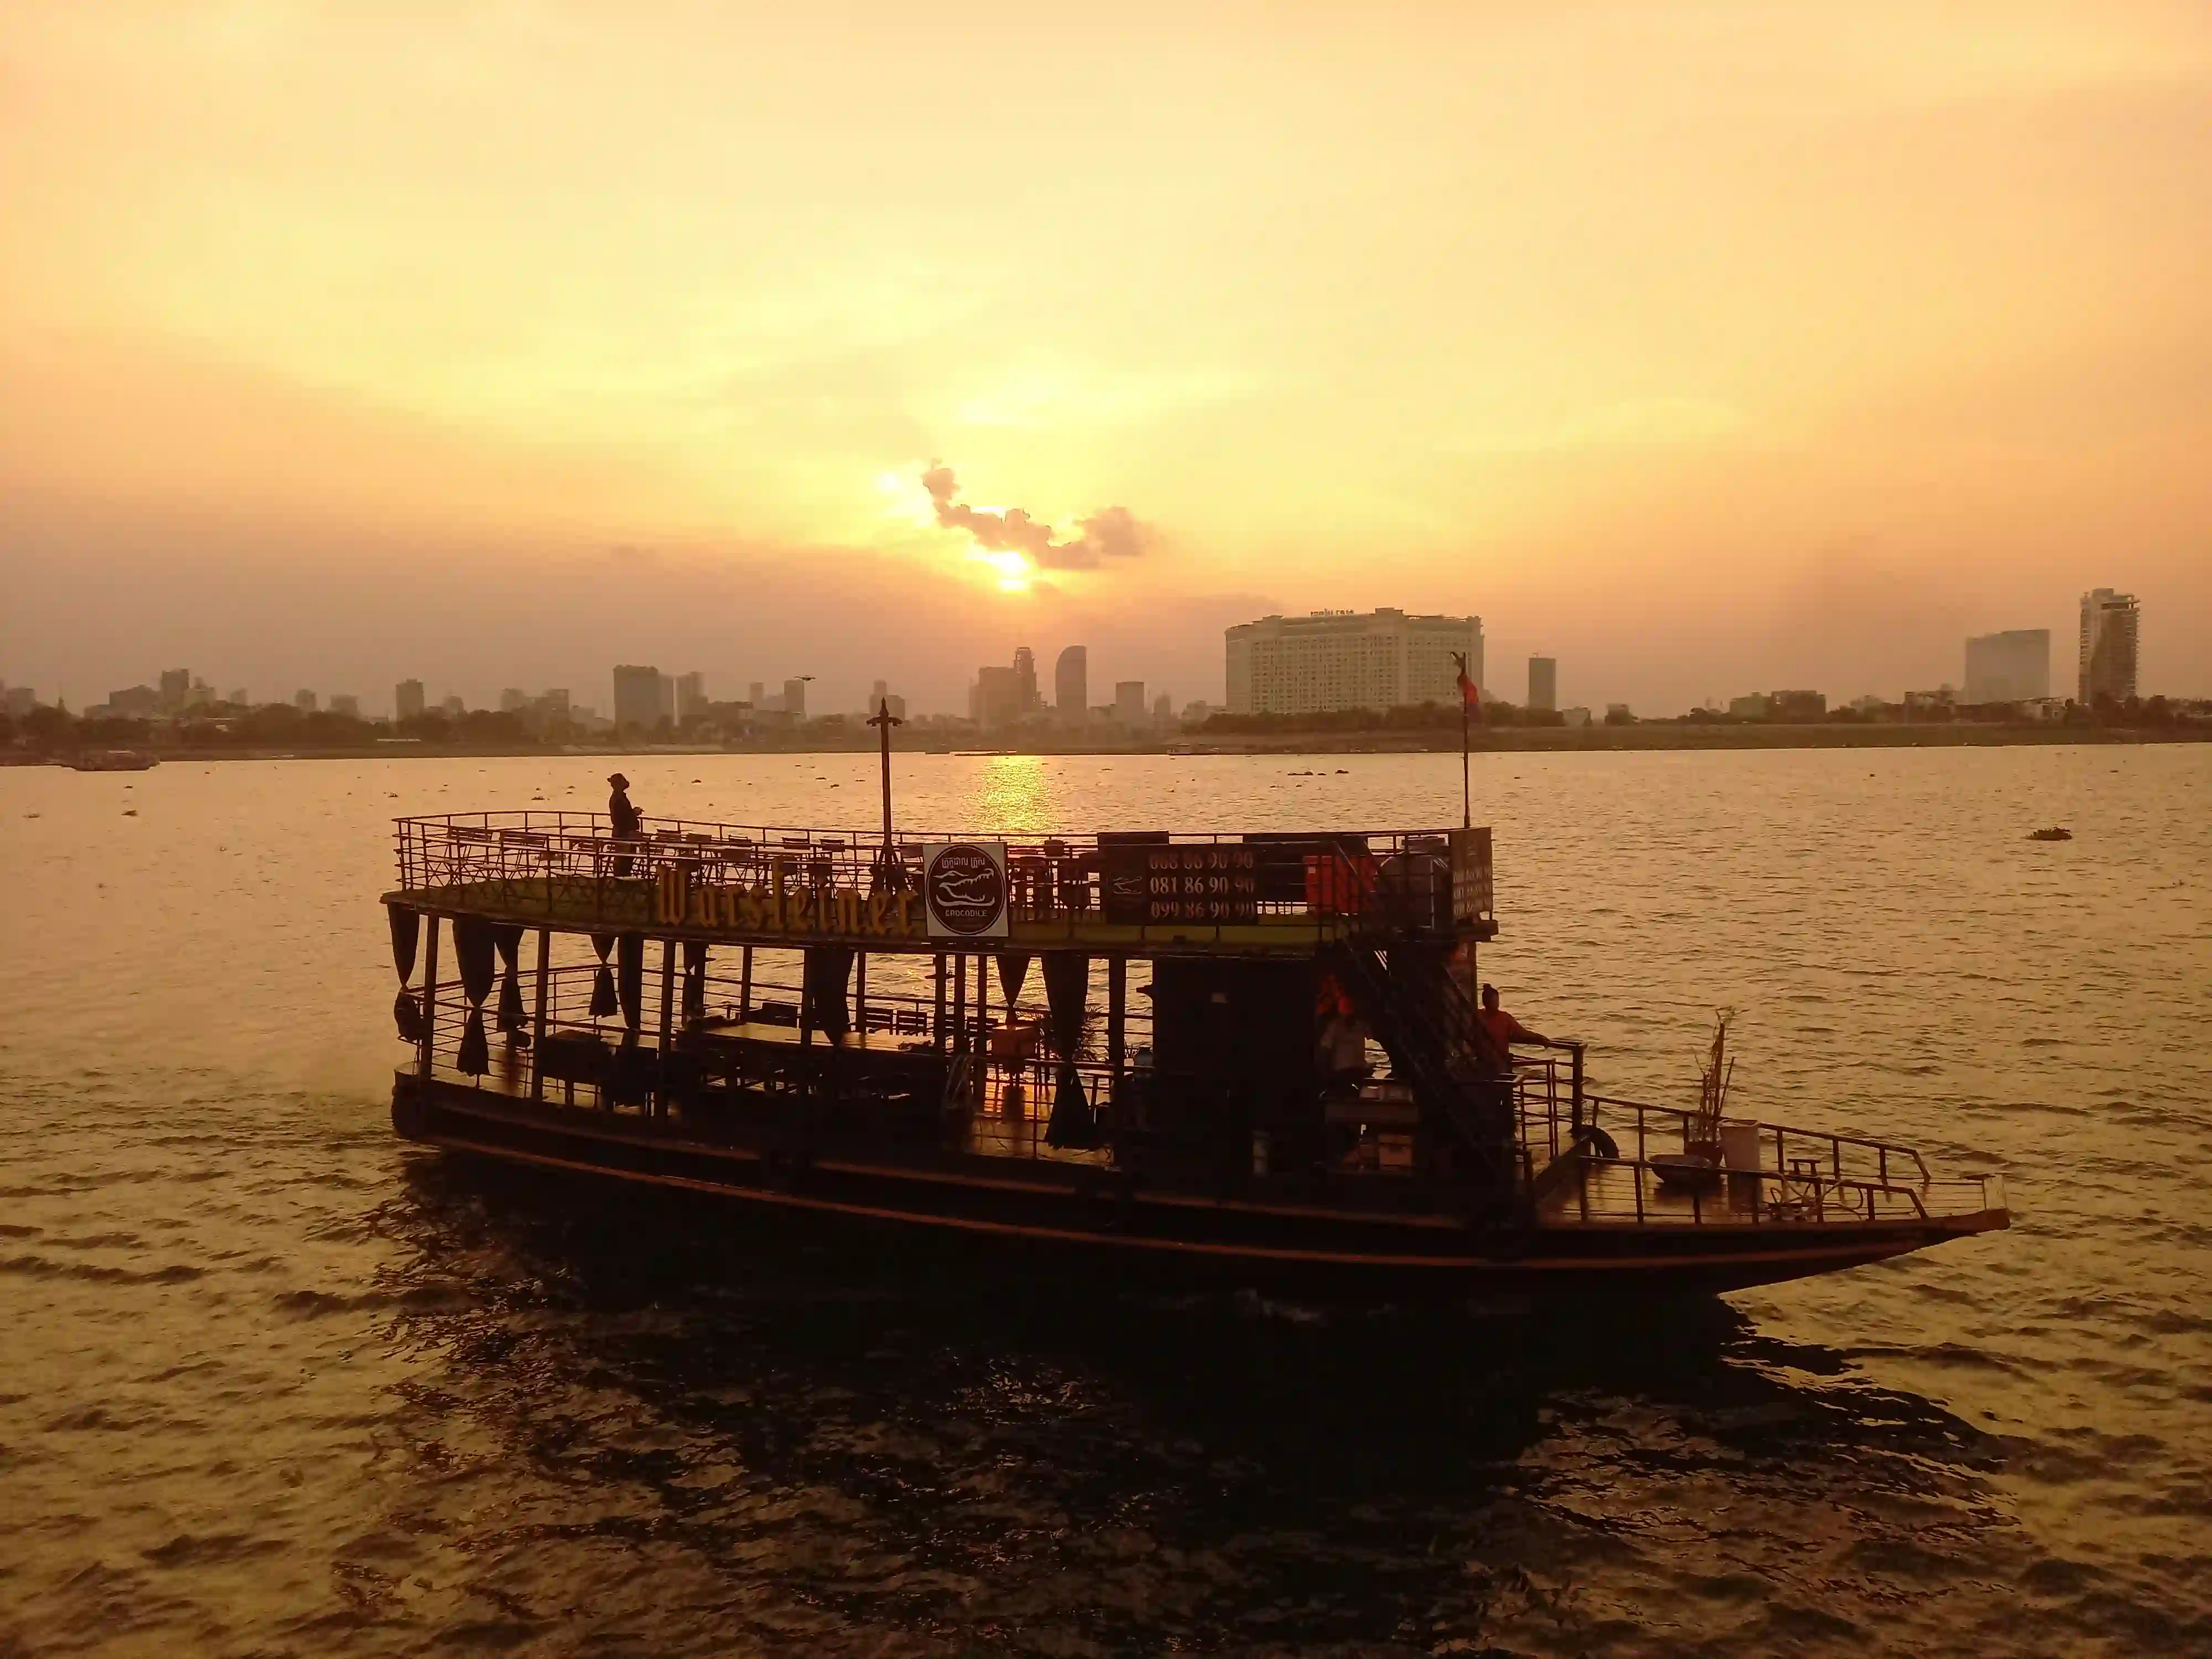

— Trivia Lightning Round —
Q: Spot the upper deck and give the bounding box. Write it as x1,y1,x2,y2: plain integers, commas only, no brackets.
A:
389,811,1496,955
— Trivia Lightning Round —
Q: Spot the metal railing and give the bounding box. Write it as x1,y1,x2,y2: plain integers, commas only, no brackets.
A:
391,811,1494,942
1501,1053,1997,1225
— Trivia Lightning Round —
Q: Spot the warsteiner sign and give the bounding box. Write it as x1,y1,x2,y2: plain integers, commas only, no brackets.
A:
923,841,1010,938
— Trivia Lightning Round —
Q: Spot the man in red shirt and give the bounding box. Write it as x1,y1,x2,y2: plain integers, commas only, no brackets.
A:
1477,983,1551,1058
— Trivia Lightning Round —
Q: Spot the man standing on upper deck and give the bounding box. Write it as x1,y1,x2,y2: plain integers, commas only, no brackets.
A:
608,773,641,875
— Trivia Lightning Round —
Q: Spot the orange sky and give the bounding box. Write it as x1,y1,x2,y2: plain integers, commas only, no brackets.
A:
3,2,2208,713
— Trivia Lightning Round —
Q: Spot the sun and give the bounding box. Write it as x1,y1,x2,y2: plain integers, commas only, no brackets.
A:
971,549,1033,592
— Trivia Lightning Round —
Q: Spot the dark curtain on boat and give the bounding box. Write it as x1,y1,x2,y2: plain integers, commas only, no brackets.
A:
589,932,619,1019
1041,952,1095,1147
682,940,708,1024
493,924,528,1034
803,946,853,1040
995,952,1032,1011
454,916,497,1004
453,916,496,1077
616,933,645,1033
387,904,419,984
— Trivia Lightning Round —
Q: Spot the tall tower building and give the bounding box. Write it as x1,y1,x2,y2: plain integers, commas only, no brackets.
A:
1013,647,1039,713
395,679,426,721
2078,589,2140,704
1055,645,1088,718
1527,656,1557,712
782,677,807,720
674,671,707,723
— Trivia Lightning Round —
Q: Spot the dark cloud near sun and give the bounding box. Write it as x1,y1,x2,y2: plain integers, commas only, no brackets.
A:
921,464,1158,570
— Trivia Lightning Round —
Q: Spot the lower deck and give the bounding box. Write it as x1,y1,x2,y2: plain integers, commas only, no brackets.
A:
393,1071,2007,1295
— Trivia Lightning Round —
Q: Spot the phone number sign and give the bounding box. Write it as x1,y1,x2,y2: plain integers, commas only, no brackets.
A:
1102,844,1259,925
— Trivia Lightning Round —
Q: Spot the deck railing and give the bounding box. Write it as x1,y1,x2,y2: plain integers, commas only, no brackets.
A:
391,811,1494,942
1502,1049,1997,1224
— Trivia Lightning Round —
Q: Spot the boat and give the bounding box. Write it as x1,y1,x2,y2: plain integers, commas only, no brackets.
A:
70,749,159,771
380,808,2007,1298
2028,826,2073,842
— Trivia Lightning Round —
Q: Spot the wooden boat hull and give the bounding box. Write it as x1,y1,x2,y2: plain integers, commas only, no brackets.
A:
392,1074,2007,1301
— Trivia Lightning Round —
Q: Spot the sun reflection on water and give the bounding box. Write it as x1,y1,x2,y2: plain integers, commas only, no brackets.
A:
972,754,1055,835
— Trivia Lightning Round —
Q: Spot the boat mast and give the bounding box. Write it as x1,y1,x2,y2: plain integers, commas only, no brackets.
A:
868,697,906,890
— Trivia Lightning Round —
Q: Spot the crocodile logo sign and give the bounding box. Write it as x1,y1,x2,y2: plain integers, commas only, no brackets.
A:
922,841,1009,937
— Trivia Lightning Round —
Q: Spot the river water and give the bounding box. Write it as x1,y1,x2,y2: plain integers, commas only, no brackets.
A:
2,747,2207,1657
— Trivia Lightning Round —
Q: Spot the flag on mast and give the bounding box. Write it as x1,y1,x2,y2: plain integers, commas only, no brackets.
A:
1455,659,1481,711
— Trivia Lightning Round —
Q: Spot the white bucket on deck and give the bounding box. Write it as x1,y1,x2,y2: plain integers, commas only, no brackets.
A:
1718,1120,1763,1171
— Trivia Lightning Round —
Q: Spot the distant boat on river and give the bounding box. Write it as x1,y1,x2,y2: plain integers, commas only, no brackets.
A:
69,749,159,771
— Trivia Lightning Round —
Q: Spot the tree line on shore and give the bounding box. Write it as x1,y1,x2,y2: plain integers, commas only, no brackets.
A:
6,689,2202,757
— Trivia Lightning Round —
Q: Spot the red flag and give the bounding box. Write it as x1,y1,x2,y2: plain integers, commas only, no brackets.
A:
1456,662,1481,711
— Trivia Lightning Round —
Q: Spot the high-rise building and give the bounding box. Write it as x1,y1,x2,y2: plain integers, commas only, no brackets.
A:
3,686,35,718
499,687,529,712
2078,590,2140,704
1224,608,1484,716
159,668,190,707
1013,647,1039,713
441,694,465,719
974,665,1022,727
675,671,707,724
395,679,426,721
329,693,361,718
1114,680,1146,721
748,681,765,708
613,664,666,730
294,689,318,713
881,693,907,721
1527,656,1557,712
782,677,808,721
1964,630,2051,705
1054,646,1087,718
1151,692,1172,723
870,679,888,708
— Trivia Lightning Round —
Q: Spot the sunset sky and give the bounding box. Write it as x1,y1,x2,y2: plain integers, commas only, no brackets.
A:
4,2,2208,714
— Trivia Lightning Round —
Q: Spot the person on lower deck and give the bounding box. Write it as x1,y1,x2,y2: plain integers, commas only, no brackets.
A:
1477,983,1550,1059
1317,992,1371,1097
608,773,641,875
1455,983,1552,1202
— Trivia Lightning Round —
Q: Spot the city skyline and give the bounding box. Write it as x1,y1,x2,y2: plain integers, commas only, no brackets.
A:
5,7,2210,713
15,578,2172,727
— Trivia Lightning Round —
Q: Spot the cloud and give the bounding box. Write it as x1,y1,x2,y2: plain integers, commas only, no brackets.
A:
920,465,1158,570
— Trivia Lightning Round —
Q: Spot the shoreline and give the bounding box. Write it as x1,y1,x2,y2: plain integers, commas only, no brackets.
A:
7,722,2208,765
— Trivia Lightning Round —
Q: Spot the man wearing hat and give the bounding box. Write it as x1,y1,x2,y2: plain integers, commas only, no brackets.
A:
608,773,641,874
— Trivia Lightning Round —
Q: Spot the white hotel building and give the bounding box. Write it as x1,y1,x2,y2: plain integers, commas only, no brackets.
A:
1224,608,1484,716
